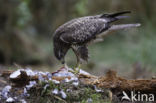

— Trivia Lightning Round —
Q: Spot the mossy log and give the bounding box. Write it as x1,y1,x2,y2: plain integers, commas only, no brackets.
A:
1,69,156,94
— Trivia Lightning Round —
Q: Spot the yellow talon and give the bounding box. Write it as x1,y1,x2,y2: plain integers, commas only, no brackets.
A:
73,64,81,74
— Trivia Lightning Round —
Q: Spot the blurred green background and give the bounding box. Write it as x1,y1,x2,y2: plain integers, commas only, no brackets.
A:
0,0,156,78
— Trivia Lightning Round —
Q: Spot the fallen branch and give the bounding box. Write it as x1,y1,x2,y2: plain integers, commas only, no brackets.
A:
93,70,156,94
1,68,156,94
80,70,156,94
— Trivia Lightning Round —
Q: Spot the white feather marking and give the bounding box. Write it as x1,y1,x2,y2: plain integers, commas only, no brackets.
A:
60,36,69,43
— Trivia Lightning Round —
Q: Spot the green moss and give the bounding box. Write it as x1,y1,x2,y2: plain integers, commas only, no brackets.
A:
27,81,110,103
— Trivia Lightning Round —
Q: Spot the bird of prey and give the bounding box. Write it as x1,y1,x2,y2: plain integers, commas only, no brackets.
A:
53,11,140,73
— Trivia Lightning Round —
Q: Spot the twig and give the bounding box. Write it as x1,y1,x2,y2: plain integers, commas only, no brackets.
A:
54,95,67,103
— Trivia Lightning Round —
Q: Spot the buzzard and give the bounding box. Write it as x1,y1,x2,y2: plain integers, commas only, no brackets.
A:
53,11,140,73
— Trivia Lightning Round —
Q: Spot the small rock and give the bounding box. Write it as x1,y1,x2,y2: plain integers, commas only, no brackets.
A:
60,90,67,99
38,74,45,81
6,97,14,102
26,81,36,90
10,70,22,79
23,88,30,97
72,82,79,86
64,78,71,83
2,85,12,98
52,89,58,95
20,99,27,103
52,80,60,84
25,68,36,76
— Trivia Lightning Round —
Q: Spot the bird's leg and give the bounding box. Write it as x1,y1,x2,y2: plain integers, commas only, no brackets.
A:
75,56,81,74
63,63,68,69
64,63,75,73
71,48,81,74
61,59,74,73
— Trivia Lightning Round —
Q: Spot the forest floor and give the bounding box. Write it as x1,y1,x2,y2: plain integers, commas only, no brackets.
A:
0,66,156,103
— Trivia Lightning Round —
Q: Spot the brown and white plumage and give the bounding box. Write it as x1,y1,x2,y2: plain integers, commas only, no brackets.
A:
53,11,139,71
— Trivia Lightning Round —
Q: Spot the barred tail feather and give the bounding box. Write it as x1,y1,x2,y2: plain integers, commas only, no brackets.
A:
100,11,131,22
109,11,131,18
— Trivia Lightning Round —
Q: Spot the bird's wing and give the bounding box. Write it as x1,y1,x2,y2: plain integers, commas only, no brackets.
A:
72,45,89,62
59,11,132,44
60,18,108,44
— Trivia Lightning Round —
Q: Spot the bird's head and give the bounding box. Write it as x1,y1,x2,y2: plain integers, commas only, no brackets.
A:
54,48,65,64
53,42,69,64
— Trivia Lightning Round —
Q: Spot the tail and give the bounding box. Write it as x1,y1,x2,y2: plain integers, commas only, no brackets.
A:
100,11,131,22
